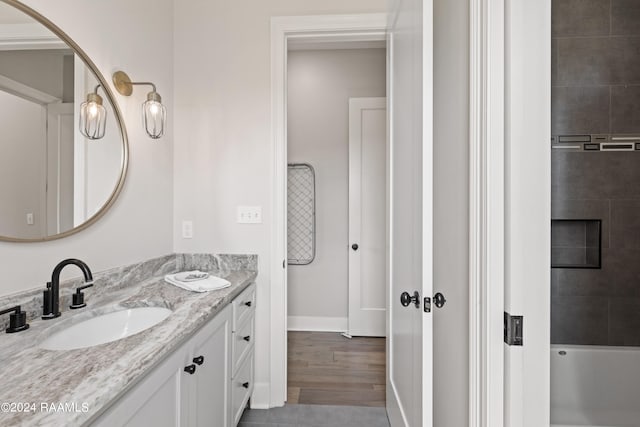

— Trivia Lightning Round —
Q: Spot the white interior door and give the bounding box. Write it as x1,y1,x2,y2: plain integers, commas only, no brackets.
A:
46,102,74,235
386,0,433,425
348,97,387,337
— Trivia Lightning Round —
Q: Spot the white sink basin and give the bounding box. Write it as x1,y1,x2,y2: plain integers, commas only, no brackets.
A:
40,307,172,351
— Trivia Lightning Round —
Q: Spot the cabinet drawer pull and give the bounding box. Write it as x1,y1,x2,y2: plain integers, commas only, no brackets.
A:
242,382,250,389
244,301,252,307
243,335,251,342
184,364,197,375
193,355,204,365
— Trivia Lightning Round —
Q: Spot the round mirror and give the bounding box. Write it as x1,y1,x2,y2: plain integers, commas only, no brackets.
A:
0,0,128,242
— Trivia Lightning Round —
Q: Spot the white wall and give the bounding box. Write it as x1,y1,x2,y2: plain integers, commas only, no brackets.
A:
173,0,386,407
286,48,386,327
0,90,44,238
0,0,174,295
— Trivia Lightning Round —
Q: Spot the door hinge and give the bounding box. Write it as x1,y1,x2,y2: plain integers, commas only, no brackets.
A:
504,312,523,346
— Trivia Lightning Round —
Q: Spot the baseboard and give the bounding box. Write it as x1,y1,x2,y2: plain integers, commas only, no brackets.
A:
250,382,271,409
287,316,348,332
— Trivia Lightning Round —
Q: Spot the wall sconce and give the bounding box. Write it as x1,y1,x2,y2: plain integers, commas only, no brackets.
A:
79,85,107,140
112,71,166,139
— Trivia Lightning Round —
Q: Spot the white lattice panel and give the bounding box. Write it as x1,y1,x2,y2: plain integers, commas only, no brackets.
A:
287,164,315,265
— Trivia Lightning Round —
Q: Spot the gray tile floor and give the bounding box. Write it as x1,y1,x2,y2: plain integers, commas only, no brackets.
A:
239,404,390,427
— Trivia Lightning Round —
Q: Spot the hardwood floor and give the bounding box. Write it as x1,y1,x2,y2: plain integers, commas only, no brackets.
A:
287,331,386,407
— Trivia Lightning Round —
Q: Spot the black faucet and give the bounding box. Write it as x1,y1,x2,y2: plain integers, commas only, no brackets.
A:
42,259,93,319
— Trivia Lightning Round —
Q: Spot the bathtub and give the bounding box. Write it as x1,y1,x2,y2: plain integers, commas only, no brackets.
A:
551,345,640,427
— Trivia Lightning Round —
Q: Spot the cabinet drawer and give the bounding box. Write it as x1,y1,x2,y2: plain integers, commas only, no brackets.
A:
232,313,255,374
232,284,255,330
231,352,254,427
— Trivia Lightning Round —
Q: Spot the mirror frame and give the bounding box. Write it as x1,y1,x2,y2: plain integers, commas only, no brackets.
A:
0,0,129,243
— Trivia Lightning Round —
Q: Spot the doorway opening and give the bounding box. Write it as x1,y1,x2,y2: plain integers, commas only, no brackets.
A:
549,0,640,425
270,13,389,410
285,44,387,407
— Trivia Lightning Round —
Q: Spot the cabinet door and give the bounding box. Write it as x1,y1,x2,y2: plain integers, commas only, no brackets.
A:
121,371,181,427
185,304,232,427
91,348,186,427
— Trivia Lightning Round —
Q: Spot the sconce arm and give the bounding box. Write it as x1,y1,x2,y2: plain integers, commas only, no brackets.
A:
128,81,157,93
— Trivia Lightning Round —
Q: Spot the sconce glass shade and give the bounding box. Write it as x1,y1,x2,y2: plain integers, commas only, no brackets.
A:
142,91,166,139
112,71,167,140
79,92,107,140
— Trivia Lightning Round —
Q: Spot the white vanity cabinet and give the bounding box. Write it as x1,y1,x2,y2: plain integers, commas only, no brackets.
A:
91,283,256,427
230,284,256,426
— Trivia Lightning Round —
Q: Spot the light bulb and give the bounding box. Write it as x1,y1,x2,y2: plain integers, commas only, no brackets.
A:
88,103,98,118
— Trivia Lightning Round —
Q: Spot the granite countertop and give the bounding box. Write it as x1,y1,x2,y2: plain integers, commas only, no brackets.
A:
0,255,256,427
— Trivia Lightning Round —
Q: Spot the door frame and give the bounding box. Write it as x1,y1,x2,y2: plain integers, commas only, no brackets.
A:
470,0,552,425
269,13,388,408
501,1,552,426
468,0,506,425
46,102,75,235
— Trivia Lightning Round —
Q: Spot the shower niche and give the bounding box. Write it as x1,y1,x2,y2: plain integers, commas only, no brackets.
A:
551,219,601,269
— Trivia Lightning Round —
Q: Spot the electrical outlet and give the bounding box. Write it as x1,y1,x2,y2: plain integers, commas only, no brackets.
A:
237,206,262,224
182,220,193,238
26,213,34,225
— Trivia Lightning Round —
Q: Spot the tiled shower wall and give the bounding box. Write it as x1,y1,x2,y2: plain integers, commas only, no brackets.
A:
553,0,640,135
552,0,640,345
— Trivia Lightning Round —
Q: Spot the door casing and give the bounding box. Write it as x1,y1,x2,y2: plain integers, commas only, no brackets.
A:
468,0,551,425
46,103,74,235
502,0,551,426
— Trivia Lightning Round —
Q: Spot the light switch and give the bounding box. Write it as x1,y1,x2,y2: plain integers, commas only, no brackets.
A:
26,213,34,225
182,220,193,238
237,206,262,224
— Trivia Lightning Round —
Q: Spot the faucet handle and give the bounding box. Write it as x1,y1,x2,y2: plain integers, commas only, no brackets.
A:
0,305,29,333
42,283,54,319
78,282,94,291
70,282,94,310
